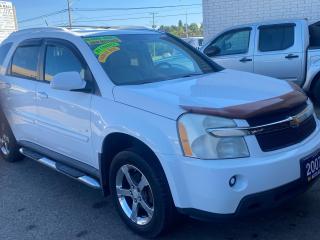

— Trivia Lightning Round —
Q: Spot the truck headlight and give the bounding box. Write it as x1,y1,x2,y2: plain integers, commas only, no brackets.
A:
178,114,249,159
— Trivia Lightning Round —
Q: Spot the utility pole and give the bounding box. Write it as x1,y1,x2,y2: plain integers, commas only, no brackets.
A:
151,12,156,29
150,12,156,57
67,0,72,28
185,10,189,38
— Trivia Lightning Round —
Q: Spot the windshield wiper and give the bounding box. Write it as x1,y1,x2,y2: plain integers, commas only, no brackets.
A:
180,73,204,78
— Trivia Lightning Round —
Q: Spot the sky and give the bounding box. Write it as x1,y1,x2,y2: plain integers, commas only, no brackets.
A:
8,0,203,29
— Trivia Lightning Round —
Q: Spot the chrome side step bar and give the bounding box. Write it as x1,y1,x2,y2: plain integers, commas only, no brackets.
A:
19,148,101,189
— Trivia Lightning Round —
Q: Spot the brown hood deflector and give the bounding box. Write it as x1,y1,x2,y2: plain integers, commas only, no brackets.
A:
180,83,308,119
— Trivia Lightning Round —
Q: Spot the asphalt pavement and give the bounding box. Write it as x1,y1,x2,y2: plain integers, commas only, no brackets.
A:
1,108,320,240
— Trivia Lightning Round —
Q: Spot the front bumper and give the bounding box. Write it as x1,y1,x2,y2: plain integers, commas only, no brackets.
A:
177,177,316,221
158,118,320,216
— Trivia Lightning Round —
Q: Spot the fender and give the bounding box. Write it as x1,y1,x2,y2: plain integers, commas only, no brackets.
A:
90,96,182,169
89,96,183,197
304,55,320,92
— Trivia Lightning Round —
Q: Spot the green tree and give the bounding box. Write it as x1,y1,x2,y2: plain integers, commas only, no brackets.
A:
159,21,203,38
188,23,201,37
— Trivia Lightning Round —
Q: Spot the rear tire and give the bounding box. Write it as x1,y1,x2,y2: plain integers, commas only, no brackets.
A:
109,149,177,238
0,115,23,162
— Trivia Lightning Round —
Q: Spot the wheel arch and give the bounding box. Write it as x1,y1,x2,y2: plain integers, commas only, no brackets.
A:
309,71,320,94
305,69,320,105
99,132,170,197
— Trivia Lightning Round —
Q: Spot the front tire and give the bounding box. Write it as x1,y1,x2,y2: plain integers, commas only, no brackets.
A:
312,77,320,106
109,149,177,238
0,116,23,162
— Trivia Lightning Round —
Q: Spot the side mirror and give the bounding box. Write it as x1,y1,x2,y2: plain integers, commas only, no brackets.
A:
50,72,87,91
204,45,221,57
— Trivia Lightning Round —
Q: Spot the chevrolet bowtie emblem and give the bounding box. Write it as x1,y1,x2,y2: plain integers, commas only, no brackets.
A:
290,116,301,128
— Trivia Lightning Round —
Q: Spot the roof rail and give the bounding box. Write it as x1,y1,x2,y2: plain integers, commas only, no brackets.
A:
10,27,67,37
59,25,112,30
8,25,158,40
59,25,153,31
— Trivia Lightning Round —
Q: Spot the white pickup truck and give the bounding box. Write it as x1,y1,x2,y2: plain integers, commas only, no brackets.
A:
201,19,320,104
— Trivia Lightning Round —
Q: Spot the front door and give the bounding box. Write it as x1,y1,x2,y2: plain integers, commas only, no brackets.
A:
35,39,94,165
203,27,254,73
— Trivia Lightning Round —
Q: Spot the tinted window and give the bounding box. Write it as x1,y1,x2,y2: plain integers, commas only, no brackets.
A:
207,29,251,56
259,25,295,52
44,44,85,82
11,46,40,80
309,22,320,48
0,42,12,67
84,34,218,85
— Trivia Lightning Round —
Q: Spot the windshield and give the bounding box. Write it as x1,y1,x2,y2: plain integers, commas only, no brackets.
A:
83,33,220,85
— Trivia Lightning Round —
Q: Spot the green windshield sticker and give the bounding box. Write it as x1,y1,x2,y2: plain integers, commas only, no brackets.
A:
93,41,120,55
84,36,122,63
98,47,120,63
84,36,121,45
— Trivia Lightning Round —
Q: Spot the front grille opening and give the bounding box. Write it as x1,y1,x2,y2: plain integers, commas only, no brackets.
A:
248,103,307,126
247,103,316,152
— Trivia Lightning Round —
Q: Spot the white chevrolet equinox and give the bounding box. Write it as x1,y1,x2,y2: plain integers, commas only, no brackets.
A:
0,27,320,237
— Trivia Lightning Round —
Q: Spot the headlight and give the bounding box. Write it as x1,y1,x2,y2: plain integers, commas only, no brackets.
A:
178,114,249,159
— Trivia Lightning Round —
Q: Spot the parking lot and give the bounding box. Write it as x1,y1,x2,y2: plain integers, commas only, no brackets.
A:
0,107,319,240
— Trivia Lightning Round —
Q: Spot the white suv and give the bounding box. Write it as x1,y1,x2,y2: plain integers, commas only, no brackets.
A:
0,27,320,237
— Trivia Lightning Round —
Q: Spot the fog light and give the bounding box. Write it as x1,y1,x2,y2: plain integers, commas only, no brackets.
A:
229,176,237,187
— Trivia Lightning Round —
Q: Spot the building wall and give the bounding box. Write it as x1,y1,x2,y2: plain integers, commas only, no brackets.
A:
0,1,17,42
203,0,320,41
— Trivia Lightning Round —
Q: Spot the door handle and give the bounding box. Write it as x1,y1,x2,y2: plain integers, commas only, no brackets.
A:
37,92,48,99
239,57,253,63
285,54,299,59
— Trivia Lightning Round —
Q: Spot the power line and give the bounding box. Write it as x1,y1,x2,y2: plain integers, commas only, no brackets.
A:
21,20,67,29
19,9,67,23
73,4,201,12
73,12,201,23
18,3,202,27
72,11,149,21
72,7,198,22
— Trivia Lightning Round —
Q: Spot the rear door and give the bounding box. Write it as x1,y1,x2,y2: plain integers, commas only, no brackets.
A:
0,42,13,108
203,27,254,72
35,39,94,165
1,40,41,142
254,23,304,84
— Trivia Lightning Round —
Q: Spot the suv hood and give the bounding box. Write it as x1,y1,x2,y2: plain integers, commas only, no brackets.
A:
113,69,306,120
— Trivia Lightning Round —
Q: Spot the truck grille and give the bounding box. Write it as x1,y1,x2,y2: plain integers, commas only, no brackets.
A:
247,103,317,152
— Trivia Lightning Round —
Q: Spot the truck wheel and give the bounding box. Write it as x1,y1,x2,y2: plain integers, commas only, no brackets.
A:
312,78,320,106
0,117,23,162
109,149,177,238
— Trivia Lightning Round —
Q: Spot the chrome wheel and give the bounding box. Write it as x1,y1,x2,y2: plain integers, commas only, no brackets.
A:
0,133,10,156
116,164,154,225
